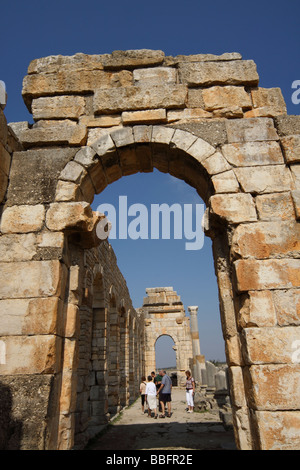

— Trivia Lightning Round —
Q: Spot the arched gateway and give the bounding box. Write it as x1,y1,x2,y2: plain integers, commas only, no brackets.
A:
0,49,300,450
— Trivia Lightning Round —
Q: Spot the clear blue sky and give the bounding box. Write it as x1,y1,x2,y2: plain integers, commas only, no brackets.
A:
1,0,300,364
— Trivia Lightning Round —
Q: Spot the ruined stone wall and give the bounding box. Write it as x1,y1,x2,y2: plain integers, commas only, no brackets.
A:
0,49,300,450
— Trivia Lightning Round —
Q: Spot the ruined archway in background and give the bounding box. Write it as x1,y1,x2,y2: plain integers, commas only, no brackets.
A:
1,50,299,451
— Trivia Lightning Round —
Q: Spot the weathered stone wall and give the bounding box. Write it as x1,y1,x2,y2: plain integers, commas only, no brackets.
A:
0,49,300,450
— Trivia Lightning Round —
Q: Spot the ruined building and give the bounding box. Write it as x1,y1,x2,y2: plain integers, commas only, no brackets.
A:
0,49,300,450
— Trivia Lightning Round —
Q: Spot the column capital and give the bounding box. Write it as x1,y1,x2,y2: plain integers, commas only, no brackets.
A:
188,306,198,315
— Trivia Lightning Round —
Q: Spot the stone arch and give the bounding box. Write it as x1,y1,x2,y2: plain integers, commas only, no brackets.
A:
52,122,299,450
1,50,300,451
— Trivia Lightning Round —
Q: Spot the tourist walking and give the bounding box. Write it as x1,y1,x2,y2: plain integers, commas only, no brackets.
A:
185,370,195,413
139,376,147,414
157,370,172,418
152,370,162,412
145,375,158,419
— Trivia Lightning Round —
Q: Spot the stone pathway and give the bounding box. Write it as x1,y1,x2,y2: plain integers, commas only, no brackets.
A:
86,388,236,451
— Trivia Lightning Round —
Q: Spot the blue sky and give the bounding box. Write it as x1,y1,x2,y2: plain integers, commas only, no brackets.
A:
1,0,300,364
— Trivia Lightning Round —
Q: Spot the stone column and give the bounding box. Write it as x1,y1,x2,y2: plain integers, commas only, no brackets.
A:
188,306,205,384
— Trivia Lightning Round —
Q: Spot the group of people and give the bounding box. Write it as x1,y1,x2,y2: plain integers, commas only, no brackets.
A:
139,369,195,419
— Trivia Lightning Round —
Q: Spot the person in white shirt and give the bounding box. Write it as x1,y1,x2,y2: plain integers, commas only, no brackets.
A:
145,375,158,419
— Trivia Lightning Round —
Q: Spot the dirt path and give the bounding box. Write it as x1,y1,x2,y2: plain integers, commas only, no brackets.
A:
86,388,236,451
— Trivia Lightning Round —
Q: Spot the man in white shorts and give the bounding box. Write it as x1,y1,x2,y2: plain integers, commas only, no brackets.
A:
145,375,158,419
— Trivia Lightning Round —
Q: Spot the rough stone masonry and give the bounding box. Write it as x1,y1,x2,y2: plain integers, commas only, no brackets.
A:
0,49,300,450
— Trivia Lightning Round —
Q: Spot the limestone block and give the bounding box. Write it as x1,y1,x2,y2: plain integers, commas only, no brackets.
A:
167,108,212,122
0,260,64,299
93,84,187,114
202,86,251,111
243,326,300,364
32,95,86,120
222,141,284,167
245,364,300,410
234,258,300,292
6,147,77,205
110,127,134,147
0,335,62,374
274,115,300,137
46,201,95,232
19,121,87,148
151,126,175,145
211,170,240,193
22,70,133,108
291,190,300,219
281,135,300,164
0,233,37,261
133,125,153,143
0,297,63,335
0,109,8,145
256,192,296,221
250,87,287,114
55,180,81,202
226,118,279,142
272,289,300,326
101,49,165,70
234,165,292,194
212,106,244,118
210,193,257,224
255,411,300,450
170,128,198,151
65,304,80,338
175,52,242,62
122,109,167,125
187,137,215,163
59,161,87,185
91,133,116,157
133,67,177,85
201,151,231,175
178,60,259,86
0,204,45,233
231,221,300,259
80,115,121,128
238,290,277,328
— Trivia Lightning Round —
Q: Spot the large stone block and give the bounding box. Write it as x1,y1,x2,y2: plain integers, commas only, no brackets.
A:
222,141,284,167
226,117,278,142
281,135,300,164
6,148,76,205
256,192,296,221
22,69,133,109
46,201,96,232
202,86,251,111
0,204,45,233
272,289,300,326
0,375,54,450
0,260,65,299
93,84,187,114
245,364,300,410
133,67,177,85
211,170,240,194
210,193,257,224
32,95,86,120
0,297,63,335
255,410,300,450
178,60,259,86
242,326,300,364
19,120,87,148
238,290,277,328
234,165,292,194
0,335,62,374
231,221,300,259
234,258,300,292
101,49,165,70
